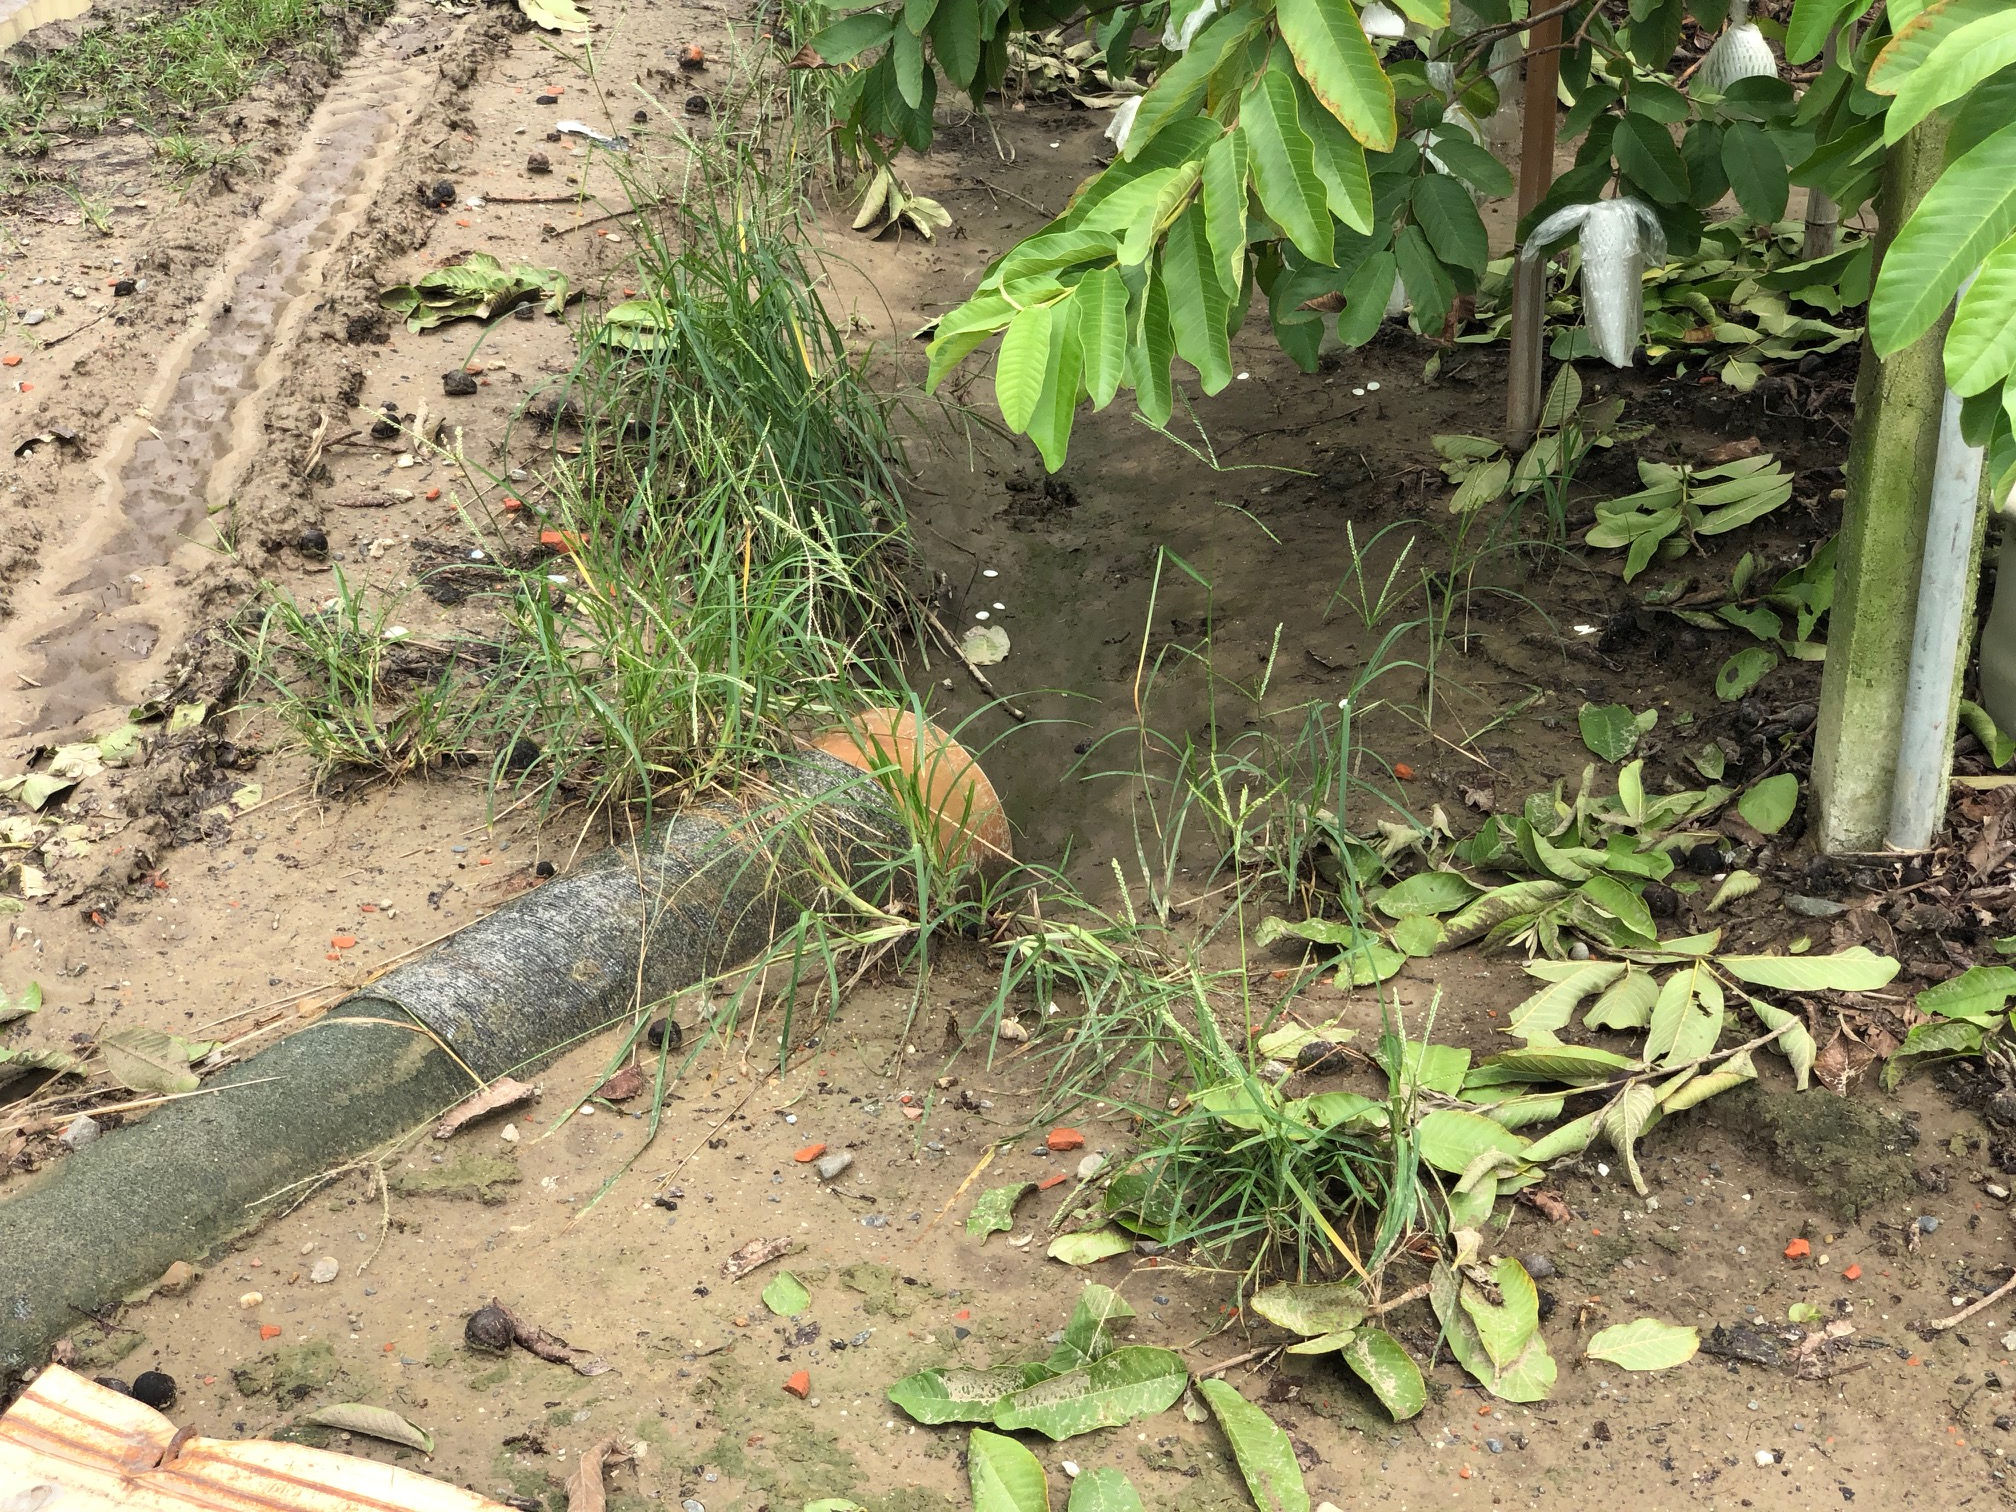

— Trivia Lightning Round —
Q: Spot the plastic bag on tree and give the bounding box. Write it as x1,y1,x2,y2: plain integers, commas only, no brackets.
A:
1522,198,1667,367
1696,0,1777,93
1360,1,1408,38
1161,0,1221,51
1105,96,1141,151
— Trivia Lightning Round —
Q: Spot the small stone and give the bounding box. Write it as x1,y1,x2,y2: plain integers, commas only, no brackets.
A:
239,1291,263,1309
1568,940,1591,960
112,278,135,297
1076,1153,1106,1181
1519,1252,1556,1279
442,369,478,397
1988,1183,2010,1200
814,1151,853,1181
996,1017,1029,1043
536,92,560,104
60,1115,101,1150
1755,1449,1776,1467
1917,1215,1941,1233
1486,1438,1503,1454
862,1213,889,1229
21,309,46,326
156,1261,195,1295
501,1123,520,1143
309,1256,339,1284
527,151,552,174
647,1018,683,1050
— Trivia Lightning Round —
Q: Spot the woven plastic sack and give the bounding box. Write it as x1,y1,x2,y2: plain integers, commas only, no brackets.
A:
1523,198,1667,367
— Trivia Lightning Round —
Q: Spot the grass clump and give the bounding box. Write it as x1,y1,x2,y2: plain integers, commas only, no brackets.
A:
0,0,389,151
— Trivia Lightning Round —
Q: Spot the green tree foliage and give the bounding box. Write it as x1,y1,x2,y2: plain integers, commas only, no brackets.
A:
809,0,2016,477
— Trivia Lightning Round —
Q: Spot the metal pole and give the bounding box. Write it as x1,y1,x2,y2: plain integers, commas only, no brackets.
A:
1505,12,1562,443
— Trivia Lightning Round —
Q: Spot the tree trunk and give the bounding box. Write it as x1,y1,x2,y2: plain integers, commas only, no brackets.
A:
1811,115,1978,852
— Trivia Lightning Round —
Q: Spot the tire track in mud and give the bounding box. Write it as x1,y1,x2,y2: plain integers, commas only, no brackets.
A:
0,18,438,737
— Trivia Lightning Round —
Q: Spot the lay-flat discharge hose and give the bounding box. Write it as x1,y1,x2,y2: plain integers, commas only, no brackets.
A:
0,751,903,1383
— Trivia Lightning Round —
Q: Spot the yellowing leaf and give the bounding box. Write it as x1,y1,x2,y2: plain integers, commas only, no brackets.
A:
519,0,590,31
1586,1317,1699,1371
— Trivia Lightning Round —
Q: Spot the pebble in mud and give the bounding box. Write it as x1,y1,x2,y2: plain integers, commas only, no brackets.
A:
309,1256,339,1284
1521,1252,1557,1279
442,369,479,397
131,1372,176,1410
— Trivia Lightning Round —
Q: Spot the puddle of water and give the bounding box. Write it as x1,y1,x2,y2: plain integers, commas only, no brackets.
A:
0,0,89,53
3,25,432,735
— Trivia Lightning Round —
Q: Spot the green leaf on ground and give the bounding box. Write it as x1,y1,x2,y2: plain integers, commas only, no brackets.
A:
968,1182,1038,1240
1065,1466,1144,1512
1048,1285,1135,1371
1736,773,1799,833
1586,1318,1700,1371
970,1428,1051,1512
992,1346,1190,1440
890,1366,1047,1426
762,1271,811,1317
1375,870,1481,918
1047,1227,1135,1266
1196,1377,1311,1512
1578,703,1643,762
1249,1280,1366,1338
1716,646,1779,701
1717,946,1899,991
1340,1328,1426,1420
1918,965,2016,1020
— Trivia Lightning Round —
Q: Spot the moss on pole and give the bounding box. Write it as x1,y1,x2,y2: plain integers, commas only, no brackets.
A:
1811,117,1976,854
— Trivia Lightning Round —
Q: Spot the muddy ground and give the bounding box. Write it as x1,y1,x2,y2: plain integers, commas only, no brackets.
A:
3,1,2015,1508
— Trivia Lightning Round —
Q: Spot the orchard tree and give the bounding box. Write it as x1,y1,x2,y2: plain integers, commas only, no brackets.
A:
811,0,2016,847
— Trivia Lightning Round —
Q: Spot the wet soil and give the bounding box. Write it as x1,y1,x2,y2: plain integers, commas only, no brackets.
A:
2,2,2011,1509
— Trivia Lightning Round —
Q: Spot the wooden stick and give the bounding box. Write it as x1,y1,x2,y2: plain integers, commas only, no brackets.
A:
1927,1270,2016,1331
1506,11,1562,445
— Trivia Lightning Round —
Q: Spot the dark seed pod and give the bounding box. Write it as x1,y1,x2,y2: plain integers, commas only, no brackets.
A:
1294,1040,1349,1074
466,1303,515,1354
131,1371,177,1409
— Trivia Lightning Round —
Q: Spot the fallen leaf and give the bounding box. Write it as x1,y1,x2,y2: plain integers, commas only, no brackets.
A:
564,1434,633,1512
98,1026,203,1095
960,625,1010,667
595,1066,646,1101
1519,1189,1572,1224
1703,436,1762,464
434,1077,536,1138
302,1402,433,1453
722,1235,791,1280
